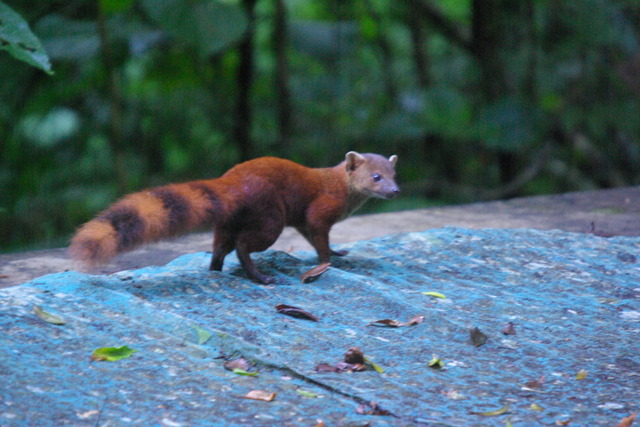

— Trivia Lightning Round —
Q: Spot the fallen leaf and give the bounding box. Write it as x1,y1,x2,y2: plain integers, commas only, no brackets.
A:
315,363,343,373
367,319,403,328
530,403,544,411
470,403,509,416
316,347,372,373
524,375,546,390
224,357,256,376
502,322,516,335
616,413,637,427
576,369,587,380
33,305,67,325
232,368,258,376
367,315,425,328
301,262,331,283
275,304,319,322
356,401,392,416
90,345,138,362
76,410,100,419
406,315,425,325
470,327,488,347
364,356,385,373
428,356,445,370
345,347,365,364
244,390,276,401
193,325,212,344
296,389,318,398
315,421,325,427
421,291,446,299
555,419,571,426
349,363,367,372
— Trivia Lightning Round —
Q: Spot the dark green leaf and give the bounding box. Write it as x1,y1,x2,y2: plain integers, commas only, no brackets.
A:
0,2,53,74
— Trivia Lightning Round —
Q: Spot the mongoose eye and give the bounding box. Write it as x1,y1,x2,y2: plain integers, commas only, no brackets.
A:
372,173,382,182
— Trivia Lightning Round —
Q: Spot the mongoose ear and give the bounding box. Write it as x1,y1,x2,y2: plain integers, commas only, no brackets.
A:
345,151,366,171
389,155,398,166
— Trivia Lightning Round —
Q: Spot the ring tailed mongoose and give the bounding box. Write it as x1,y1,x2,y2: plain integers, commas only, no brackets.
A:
69,151,400,283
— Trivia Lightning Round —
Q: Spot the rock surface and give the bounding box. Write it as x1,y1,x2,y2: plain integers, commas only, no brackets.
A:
1,227,638,425
1,186,639,288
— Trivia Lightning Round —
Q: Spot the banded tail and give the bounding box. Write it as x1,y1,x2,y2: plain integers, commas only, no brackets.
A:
69,180,221,266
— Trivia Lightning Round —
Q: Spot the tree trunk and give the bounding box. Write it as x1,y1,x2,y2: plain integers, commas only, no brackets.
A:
408,0,430,89
97,7,127,192
234,0,257,161
273,0,292,152
471,0,517,186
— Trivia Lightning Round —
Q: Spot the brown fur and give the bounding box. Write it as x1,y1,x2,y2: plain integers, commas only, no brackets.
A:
69,151,399,283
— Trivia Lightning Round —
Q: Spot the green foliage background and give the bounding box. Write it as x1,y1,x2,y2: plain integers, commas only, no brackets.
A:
1,0,639,252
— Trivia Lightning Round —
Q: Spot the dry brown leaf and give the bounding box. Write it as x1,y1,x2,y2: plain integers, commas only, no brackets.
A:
367,319,403,327
406,315,425,325
470,327,488,347
616,413,638,427
300,262,331,283
244,390,276,401
275,304,319,321
356,401,392,416
524,375,546,390
368,315,425,328
315,363,342,373
224,357,251,372
502,322,516,335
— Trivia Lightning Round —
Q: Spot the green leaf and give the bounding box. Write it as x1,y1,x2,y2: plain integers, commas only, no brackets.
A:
232,368,258,376
529,403,543,411
0,2,53,74
90,345,138,362
193,325,212,345
576,369,588,380
421,291,446,299
364,356,385,374
428,356,445,370
141,0,248,57
470,403,509,416
33,305,67,325
296,389,318,398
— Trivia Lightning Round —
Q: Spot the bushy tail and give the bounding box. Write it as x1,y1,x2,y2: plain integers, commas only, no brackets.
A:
68,179,221,266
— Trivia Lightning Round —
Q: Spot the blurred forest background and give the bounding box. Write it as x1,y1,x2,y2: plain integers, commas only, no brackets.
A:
1,0,640,253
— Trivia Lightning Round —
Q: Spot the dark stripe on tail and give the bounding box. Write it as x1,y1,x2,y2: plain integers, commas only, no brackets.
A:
97,206,144,251
152,188,190,234
189,182,222,224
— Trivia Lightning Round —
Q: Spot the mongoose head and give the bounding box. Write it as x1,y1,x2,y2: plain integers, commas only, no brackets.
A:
345,151,400,200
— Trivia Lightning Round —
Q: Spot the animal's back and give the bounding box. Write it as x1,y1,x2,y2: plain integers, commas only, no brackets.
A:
219,157,333,225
